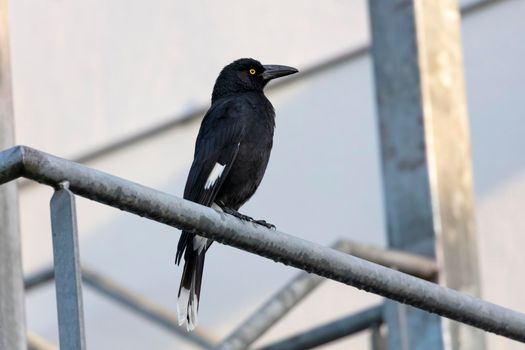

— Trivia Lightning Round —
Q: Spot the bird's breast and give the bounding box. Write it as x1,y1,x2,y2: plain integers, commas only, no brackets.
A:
234,121,273,178
217,112,274,209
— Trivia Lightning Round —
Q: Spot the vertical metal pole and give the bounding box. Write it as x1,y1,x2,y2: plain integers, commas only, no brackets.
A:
368,1,484,350
0,0,27,349
50,182,86,350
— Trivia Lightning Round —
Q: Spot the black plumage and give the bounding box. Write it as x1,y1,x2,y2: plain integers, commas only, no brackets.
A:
175,58,298,330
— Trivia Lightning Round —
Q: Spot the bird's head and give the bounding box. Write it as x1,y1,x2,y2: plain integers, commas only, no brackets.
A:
212,58,298,102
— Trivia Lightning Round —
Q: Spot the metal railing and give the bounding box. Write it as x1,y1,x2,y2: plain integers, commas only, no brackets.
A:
23,237,435,349
2,145,525,349
257,305,384,350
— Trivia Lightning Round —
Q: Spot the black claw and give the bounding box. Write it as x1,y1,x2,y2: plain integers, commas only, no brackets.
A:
253,219,276,230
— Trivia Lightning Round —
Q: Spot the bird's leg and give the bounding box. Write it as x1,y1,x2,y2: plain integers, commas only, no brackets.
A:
219,205,276,230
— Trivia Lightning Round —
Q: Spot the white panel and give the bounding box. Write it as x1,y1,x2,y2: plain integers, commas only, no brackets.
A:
9,0,368,158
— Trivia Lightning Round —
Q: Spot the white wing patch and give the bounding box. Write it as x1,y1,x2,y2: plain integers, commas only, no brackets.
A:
211,202,223,212
205,162,226,190
193,236,208,254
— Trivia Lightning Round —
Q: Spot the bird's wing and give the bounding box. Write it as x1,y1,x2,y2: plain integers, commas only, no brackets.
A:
176,98,247,264
183,98,247,204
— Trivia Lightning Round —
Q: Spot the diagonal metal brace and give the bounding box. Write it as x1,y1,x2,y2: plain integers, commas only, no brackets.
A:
216,240,437,350
257,304,383,350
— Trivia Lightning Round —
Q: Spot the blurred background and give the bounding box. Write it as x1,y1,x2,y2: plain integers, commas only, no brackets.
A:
7,0,525,349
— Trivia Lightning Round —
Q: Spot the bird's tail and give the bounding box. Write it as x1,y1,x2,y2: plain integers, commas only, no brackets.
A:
177,236,206,331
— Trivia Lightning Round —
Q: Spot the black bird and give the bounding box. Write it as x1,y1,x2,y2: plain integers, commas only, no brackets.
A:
175,58,298,330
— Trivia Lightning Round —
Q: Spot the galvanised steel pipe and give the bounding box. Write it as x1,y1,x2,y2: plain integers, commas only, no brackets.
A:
257,304,383,350
2,146,525,342
217,240,436,350
24,267,55,290
24,241,434,350
217,241,346,350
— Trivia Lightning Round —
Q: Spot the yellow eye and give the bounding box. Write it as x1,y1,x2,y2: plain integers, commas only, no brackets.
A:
249,68,256,75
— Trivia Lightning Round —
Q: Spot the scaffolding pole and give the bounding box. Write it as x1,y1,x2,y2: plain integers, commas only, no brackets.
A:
217,240,437,350
0,1,26,349
369,0,484,349
257,304,383,350
23,240,434,350
1,146,524,342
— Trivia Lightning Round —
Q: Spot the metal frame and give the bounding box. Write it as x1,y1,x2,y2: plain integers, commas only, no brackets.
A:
23,238,435,349
257,304,383,350
217,240,437,350
0,0,26,349
1,145,525,345
368,0,484,348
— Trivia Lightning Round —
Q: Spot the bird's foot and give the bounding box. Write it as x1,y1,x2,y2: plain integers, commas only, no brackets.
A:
221,207,253,221
252,219,276,230
221,207,276,229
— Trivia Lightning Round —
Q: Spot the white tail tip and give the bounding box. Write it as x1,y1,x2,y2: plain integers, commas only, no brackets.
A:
177,287,190,326
177,287,199,331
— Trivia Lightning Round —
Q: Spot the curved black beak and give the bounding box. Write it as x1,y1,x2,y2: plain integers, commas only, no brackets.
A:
261,64,299,81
